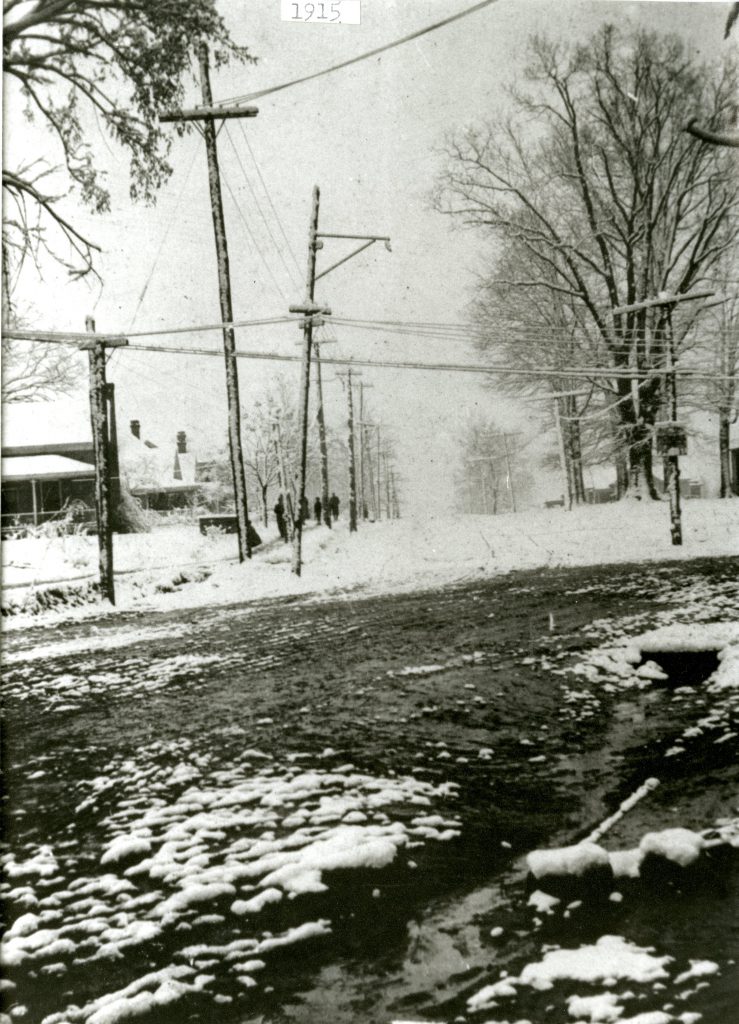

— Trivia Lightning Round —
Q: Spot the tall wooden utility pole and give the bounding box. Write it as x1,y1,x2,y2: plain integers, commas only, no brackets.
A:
160,42,258,563
81,317,128,604
290,186,331,575
288,188,389,571
334,368,359,531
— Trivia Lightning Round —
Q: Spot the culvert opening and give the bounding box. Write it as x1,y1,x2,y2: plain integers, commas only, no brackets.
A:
640,648,720,687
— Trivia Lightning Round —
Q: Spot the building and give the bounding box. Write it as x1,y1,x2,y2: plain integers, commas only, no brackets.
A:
119,420,202,511
1,400,97,532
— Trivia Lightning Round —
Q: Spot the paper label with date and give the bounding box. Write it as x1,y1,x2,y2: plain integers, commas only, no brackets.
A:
281,1,361,24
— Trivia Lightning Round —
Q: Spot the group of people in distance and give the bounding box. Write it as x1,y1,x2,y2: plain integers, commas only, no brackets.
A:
273,491,340,542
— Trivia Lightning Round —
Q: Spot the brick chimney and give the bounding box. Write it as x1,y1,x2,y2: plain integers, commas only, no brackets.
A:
130,419,140,439
177,431,187,454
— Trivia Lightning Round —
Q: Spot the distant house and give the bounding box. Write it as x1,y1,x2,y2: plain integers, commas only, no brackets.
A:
1,400,97,531
119,420,202,511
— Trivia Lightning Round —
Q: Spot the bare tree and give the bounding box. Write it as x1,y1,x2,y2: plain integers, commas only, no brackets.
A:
456,417,532,514
437,25,739,498
3,0,253,281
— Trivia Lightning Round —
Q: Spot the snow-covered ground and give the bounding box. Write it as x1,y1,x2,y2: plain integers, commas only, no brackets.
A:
2,500,739,625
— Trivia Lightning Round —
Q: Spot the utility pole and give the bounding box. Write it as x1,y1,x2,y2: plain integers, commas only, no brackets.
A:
160,42,259,563
613,290,714,547
81,317,128,604
290,186,330,575
334,368,359,532
288,188,390,570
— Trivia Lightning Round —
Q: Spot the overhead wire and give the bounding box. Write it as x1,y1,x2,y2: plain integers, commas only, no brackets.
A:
224,124,301,293
237,121,304,281
219,161,290,305
216,0,500,107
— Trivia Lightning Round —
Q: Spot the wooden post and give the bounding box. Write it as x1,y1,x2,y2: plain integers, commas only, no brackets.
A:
198,42,251,561
292,185,322,576
85,316,115,604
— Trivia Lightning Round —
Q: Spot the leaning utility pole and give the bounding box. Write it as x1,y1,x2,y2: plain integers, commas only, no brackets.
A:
160,42,258,562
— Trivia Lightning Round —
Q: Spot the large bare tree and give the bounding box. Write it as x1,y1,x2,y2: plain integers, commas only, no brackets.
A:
437,25,738,497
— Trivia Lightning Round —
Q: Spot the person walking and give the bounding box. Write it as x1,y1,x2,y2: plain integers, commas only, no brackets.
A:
314,496,322,524
274,495,287,542
329,492,340,521
299,494,309,527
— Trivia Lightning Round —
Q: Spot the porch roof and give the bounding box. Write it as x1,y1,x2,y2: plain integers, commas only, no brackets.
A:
1,454,96,482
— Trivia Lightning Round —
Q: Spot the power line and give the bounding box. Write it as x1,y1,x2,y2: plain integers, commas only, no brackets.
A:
224,124,300,292
216,0,500,107
219,161,290,304
109,342,738,382
237,121,304,281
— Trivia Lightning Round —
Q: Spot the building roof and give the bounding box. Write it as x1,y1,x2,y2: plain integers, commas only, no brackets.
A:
2,454,96,482
119,426,198,492
2,400,92,452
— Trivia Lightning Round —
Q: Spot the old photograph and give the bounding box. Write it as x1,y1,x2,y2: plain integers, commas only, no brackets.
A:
2,1,739,1021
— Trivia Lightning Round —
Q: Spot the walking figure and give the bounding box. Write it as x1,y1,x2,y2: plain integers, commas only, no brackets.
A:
299,494,309,527
314,496,322,524
329,492,340,521
274,495,287,542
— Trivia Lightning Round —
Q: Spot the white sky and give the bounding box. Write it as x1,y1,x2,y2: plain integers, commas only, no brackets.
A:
4,0,732,510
